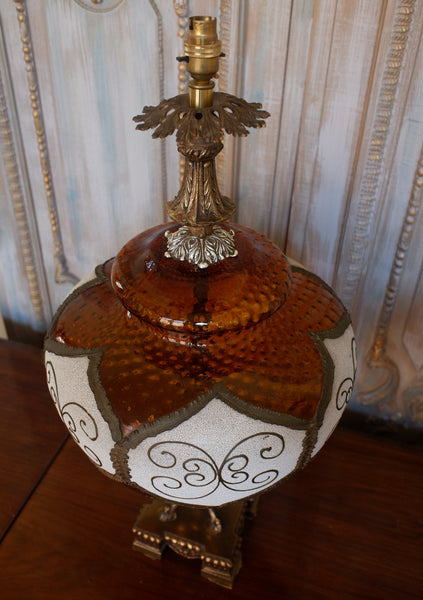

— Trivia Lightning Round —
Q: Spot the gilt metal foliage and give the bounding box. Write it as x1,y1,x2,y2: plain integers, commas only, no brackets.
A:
134,92,269,146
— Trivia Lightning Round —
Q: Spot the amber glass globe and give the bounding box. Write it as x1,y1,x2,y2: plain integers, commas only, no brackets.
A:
45,221,356,507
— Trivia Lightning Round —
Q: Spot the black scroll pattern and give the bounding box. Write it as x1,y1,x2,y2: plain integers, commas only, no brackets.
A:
220,433,285,492
146,432,285,500
45,360,102,467
148,441,219,500
335,337,357,411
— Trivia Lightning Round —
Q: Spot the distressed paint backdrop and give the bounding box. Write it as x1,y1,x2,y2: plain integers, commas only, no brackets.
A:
0,0,422,426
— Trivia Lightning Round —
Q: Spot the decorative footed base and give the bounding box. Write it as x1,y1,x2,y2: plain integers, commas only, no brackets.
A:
132,498,259,589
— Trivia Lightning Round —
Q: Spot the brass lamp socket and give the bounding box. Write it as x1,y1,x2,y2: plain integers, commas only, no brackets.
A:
184,16,222,108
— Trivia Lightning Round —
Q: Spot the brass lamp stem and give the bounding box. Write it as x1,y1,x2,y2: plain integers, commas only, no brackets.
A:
133,15,269,268
168,15,234,236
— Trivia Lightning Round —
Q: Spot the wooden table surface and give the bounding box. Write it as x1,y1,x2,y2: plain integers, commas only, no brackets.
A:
0,338,422,600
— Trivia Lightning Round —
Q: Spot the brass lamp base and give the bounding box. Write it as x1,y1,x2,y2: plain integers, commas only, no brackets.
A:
132,498,259,589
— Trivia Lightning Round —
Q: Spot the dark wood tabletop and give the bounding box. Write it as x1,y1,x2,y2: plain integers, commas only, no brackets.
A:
0,338,422,600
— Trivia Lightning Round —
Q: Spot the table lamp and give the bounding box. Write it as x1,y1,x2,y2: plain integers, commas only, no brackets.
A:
44,16,356,588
